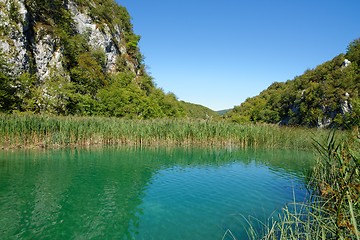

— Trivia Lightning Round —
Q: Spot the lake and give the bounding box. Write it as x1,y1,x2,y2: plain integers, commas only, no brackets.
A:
0,147,313,239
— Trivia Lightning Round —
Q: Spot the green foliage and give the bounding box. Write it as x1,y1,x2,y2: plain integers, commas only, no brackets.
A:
0,57,15,112
9,0,21,22
226,38,360,128
347,38,360,66
25,0,75,35
125,33,141,55
91,47,107,70
70,52,106,95
62,34,89,68
97,73,147,118
0,72,15,112
44,76,76,114
179,101,220,119
12,73,37,112
95,72,185,119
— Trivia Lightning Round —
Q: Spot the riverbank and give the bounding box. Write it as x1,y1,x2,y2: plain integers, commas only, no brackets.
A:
0,113,340,150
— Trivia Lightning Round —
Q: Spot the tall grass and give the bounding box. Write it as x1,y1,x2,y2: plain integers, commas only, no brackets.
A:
0,113,337,150
229,129,359,240
308,129,359,239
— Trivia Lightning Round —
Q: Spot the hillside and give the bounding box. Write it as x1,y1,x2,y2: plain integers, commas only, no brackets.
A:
0,0,212,119
179,101,219,119
217,109,231,116
226,39,360,128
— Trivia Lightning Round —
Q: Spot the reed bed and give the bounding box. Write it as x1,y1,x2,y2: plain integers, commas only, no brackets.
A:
0,113,339,150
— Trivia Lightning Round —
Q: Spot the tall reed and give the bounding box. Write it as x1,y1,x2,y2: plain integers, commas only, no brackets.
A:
0,113,338,150
308,129,359,239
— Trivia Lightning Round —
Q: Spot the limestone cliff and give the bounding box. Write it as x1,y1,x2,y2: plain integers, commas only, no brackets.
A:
0,0,139,80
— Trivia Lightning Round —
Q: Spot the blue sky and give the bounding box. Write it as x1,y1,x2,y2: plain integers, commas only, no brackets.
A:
117,0,360,111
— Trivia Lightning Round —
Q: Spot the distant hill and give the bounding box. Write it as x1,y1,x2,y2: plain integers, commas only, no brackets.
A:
225,39,360,128
217,109,232,116
179,101,220,119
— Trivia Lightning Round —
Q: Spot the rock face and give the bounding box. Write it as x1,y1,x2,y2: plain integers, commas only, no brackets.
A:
0,0,30,76
33,33,67,81
0,0,136,80
68,1,127,73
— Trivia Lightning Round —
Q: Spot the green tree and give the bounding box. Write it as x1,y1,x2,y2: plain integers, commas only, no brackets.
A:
0,57,15,112
13,73,37,112
70,52,106,95
0,73,14,112
36,75,76,115
97,73,150,118
346,38,360,66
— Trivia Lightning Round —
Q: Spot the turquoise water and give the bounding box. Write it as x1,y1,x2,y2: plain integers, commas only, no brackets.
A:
0,147,313,239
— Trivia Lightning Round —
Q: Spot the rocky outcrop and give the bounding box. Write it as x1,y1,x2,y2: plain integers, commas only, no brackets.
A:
33,31,68,81
0,0,135,80
68,0,127,73
341,92,352,114
0,0,30,76
342,59,351,68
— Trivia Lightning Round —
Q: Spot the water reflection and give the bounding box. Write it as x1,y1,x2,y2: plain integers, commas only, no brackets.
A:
0,147,313,239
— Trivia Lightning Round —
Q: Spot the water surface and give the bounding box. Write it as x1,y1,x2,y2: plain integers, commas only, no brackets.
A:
0,147,313,239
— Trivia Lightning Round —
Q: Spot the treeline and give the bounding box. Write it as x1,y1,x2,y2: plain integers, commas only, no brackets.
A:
0,67,185,119
0,65,217,118
226,39,360,128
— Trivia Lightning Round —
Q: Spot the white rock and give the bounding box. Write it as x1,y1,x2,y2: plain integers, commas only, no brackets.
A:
341,100,352,114
0,41,10,52
342,59,351,68
33,32,68,81
68,0,122,73
34,34,55,81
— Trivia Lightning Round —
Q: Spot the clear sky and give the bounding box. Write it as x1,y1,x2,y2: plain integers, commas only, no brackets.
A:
117,0,360,111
